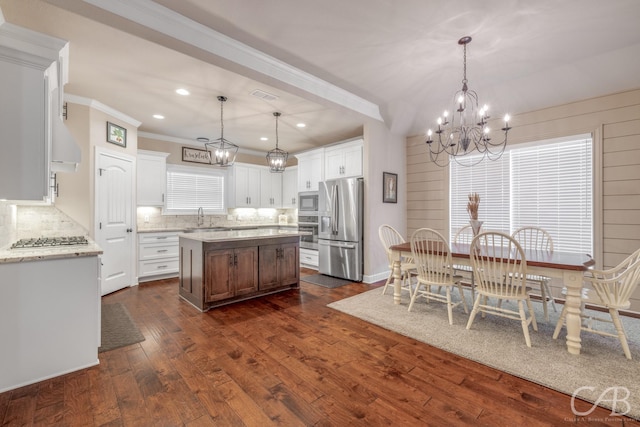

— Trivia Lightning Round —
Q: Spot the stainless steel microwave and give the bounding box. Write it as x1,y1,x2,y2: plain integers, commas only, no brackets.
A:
298,191,318,212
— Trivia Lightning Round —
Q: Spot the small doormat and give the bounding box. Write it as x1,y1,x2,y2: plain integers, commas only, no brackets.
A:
99,303,145,353
301,274,355,288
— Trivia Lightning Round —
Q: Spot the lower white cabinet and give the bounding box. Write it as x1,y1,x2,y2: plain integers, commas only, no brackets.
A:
300,248,319,269
138,231,180,281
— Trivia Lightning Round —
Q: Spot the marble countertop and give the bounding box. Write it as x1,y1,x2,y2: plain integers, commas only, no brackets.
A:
179,228,309,243
0,239,103,264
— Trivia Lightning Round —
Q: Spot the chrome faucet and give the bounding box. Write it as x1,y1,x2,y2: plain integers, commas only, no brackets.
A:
197,207,204,227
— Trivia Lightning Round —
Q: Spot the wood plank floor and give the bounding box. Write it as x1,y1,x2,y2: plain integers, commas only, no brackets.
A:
0,269,633,426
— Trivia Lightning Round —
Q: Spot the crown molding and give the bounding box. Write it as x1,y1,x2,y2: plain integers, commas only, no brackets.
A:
65,94,142,127
81,0,383,122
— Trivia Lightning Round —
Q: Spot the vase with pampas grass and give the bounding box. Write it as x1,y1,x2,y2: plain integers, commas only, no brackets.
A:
467,192,483,236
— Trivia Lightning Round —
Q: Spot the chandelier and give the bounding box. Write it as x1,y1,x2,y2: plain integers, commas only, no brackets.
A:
266,112,288,172
204,96,239,167
426,36,511,167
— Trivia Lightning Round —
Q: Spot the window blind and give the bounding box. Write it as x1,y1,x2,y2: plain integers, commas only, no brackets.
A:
165,165,225,213
450,136,593,254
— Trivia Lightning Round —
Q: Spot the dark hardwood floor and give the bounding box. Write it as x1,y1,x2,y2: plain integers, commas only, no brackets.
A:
0,269,632,426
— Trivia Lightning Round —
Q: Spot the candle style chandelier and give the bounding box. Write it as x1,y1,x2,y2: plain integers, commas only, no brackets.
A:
204,96,239,167
426,36,511,167
266,112,288,172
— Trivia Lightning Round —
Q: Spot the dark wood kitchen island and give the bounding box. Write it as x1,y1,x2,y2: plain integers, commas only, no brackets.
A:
178,229,306,311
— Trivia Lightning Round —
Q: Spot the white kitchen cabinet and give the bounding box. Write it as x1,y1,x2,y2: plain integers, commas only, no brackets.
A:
230,164,262,208
0,22,69,201
296,149,324,192
137,150,169,206
281,166,298,208
300,248,319,269
0,255,100,393
260,169,283,208
138,231,179,281
324,139,363,180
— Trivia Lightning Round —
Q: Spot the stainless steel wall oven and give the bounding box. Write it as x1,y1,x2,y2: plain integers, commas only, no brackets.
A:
298,213,319,250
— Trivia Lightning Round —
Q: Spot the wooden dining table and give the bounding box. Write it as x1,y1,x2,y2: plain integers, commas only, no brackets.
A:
389,241,595,355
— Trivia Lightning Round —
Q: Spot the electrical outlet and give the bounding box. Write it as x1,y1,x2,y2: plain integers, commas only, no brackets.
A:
144,214,150,222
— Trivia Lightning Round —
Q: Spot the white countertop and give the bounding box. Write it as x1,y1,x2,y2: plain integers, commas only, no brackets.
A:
0,240,103,264
138,224,299,233
179,228,309,242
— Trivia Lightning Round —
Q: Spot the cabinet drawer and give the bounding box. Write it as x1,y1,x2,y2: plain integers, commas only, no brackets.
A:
139,232,179,244
139,243,179,260
139,258,179,277
300,248,319,267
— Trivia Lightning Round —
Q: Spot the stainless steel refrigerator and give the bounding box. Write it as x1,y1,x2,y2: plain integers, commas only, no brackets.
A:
318,177,363,281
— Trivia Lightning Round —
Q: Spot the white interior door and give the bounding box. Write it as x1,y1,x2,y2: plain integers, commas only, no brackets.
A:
96,148,135,296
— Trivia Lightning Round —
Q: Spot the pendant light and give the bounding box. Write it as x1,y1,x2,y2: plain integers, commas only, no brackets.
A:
204,96,239,167
266,112,288,172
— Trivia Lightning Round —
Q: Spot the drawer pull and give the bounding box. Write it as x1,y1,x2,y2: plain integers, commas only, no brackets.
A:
157,265,168,269
157,249,168,253
156,236,168,240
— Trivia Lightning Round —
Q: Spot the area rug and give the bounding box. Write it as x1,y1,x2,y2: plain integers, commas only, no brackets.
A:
99,303,145,353
302,274,354,288
328,289,640,420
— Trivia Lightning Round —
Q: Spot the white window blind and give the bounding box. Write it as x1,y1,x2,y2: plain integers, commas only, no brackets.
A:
450,135,592,254
450,152,511,237
511,138,592,253
165,165,226,214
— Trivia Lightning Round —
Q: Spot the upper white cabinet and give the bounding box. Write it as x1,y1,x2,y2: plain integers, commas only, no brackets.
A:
324,139,363,180
260,169,283,208
230,164,262,208
137,150,169,206
296,149,324,192
281,167,298,209
0,20,70,201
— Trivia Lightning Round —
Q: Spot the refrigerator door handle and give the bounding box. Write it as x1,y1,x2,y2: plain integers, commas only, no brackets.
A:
331,184,339,235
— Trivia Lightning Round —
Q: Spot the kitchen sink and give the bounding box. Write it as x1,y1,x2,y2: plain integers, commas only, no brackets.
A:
183,227,227,233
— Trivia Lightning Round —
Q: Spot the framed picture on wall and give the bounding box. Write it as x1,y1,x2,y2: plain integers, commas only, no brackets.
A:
383,172,397,203
106,122,127,147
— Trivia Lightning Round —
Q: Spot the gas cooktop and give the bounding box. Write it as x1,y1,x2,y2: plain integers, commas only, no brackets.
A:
10,236,89,249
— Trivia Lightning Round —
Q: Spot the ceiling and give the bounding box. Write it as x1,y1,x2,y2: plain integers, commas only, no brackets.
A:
2,0,640,156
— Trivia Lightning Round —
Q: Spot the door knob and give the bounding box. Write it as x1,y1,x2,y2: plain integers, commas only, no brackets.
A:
126,228,133,233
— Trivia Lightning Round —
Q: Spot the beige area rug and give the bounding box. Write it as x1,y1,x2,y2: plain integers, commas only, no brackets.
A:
99,303,145,353
328,288,640,420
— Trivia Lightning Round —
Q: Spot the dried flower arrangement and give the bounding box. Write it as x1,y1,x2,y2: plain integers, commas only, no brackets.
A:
467,192,480,220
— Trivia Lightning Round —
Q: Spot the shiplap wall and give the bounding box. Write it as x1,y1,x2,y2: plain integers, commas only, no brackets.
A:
406,88,640,311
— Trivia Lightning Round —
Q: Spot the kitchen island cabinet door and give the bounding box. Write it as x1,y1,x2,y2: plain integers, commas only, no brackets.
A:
259,242,299,290
233,246,259,296
204,249,234,302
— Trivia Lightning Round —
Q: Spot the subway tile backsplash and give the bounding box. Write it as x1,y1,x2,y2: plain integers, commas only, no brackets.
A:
136,207,297,231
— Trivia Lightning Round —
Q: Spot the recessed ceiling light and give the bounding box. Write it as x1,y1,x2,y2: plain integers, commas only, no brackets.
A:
176,88,190,96
260,137,268,141
296,123,306,128
153,114,165,119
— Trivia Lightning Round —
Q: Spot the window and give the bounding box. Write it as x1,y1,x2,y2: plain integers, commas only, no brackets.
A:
165,164,226,214
450,135,593,253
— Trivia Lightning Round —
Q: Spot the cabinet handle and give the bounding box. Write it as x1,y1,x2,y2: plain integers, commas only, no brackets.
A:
162,194,165,202
234,254,238,266
156,236,168,240
228,254,234,266
157,265,168,269
157,249,168,253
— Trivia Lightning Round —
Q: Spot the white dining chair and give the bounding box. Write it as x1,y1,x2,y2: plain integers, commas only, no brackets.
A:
378,224,416,297
466,231,538,347
408,228,468,325
512,226,557,322
453,225,476,301
553,247,640,359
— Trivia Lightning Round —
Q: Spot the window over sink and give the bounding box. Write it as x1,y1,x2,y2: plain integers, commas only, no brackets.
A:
165,164,226,214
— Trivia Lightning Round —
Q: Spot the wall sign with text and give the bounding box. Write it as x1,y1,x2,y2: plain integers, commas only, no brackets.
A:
182,147,211,164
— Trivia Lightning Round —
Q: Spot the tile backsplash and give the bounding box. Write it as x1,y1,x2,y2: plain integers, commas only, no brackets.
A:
137,207,297,231
0,204,88,248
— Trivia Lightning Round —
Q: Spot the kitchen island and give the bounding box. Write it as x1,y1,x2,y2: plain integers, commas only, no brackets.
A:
179,229,306,311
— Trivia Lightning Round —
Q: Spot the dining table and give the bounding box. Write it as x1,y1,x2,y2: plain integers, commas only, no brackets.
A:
389,240,595,355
